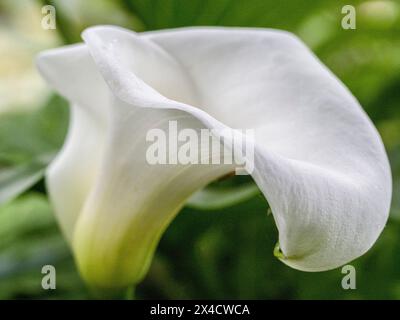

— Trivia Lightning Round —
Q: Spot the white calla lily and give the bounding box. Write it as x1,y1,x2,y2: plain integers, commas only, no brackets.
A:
36,26,392,290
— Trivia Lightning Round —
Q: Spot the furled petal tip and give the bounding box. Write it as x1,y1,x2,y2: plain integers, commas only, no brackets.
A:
36,25,392,289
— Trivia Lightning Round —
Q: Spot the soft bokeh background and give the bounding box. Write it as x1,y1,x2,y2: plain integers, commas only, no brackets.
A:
0,0,399,299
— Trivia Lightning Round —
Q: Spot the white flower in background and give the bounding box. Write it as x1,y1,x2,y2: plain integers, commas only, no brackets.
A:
36,26,392,290
0,0,59,113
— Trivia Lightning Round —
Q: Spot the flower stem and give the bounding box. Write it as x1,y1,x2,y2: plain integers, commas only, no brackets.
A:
125,286,136,300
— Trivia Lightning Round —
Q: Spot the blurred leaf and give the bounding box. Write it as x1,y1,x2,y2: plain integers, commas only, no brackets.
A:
0,193,92,299
122,0,352,31
388,146,400,220
0,155,54,205
295,2,400,110
0,193,56,247
0,235,67,279
0,94,68,166
0,94,68,203
42,0,145,43
187,182,260,210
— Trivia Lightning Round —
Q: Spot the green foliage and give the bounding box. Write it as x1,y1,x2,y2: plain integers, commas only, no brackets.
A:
0,194,90,299
0,158,46,205
0,95,68,204
0,95,68,166
121,0,358,30
187,174,260,210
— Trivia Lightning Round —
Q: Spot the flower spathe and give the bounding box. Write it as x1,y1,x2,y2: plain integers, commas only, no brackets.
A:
36,26,392,290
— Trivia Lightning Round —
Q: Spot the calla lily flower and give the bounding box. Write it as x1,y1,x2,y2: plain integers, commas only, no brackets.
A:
36,26,392,290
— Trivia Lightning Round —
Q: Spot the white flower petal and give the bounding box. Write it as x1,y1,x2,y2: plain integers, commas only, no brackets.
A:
37,25,392,288
37,37,235,288
36,45,109,241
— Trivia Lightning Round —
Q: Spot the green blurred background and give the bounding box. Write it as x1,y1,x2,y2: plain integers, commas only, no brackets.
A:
0,0,399,299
